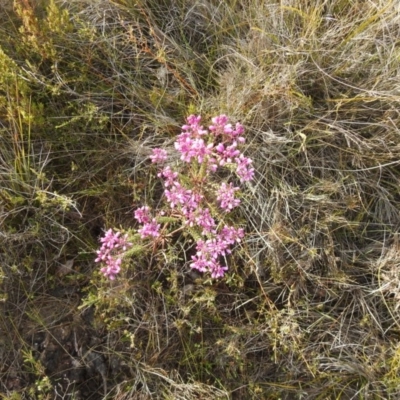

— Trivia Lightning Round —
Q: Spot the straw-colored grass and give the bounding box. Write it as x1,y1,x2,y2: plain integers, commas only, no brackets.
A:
1,0,400,398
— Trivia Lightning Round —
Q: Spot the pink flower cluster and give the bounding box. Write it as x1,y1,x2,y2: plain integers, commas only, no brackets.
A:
191,226,244,278
96,114,253,280
217,183,240,211
171,114,254,181
95,229,132,280
134,206,161,239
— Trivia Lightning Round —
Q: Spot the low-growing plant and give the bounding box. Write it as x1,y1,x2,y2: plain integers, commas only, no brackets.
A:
95,114,254,280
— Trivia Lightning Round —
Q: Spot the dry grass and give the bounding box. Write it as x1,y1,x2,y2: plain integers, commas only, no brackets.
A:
1,0,400,398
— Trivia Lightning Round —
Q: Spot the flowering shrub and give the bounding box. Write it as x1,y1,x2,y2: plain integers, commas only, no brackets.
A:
95,114,254,279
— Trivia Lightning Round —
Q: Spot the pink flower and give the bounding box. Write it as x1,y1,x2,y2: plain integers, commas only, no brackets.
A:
100,257,122,280
138,219,160,239
150,148,168,163
174,135,213,163
175,134,194,162
209,115,245,144
190,238,230,278
209,261,228,278
204,237,230,258
220,226,244,244
164,182,192,209
182,208,197,227
233,123,245,143
134,206,151,224
182,192,203,214
195,208,216,234
235,154,255,182
215,142,241,166
209,115,229,133
191,138,213,163
190,254,209,272
206,156,218,172
185,114,202,127
95,229,132,279
182,115,208,136
158,166,178,187
216,182,240,211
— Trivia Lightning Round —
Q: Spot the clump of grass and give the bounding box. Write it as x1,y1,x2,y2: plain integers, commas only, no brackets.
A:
2,0,400,398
